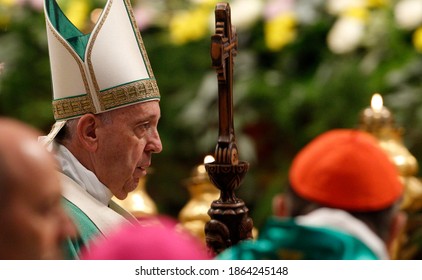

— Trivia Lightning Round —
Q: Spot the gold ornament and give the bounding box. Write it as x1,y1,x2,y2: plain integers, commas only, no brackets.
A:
359,93,422,259
178,156,220,242
112,174,157,218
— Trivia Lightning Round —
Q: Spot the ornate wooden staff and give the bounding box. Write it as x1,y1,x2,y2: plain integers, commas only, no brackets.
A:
204,2,253,255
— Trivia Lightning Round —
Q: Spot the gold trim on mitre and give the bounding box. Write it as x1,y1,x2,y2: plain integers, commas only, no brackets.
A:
44,0,160,122
53,94,93,121
100,79,160,111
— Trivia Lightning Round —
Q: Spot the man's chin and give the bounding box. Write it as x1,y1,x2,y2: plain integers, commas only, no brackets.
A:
131,178,140,190
115,180,139,200
126,179,139,194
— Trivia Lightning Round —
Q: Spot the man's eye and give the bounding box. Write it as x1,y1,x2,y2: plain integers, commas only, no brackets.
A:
138,122,150,131
135,122,150,137
141,123,151,130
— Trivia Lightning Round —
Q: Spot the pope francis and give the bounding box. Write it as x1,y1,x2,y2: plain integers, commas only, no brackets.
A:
41,0,162,259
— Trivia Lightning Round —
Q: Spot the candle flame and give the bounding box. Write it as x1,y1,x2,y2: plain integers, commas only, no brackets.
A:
204,155,215,164
371,93,383,113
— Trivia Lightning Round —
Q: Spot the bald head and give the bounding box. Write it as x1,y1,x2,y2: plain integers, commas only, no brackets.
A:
0,118,56,196
0,118,77,259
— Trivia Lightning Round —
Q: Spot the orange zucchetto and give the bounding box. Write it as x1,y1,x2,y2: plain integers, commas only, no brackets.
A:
289,129,403,211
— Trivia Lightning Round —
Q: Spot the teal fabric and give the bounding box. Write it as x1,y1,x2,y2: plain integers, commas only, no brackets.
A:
217,217,379,260
45,0,90,60
62,197,101,259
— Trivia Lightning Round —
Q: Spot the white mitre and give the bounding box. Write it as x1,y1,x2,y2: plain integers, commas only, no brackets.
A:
42,0,160,144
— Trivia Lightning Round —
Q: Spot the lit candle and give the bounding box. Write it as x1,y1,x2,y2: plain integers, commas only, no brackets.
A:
371,93,383,114
359,93,393,133
357,93,422,218
204,155,215,164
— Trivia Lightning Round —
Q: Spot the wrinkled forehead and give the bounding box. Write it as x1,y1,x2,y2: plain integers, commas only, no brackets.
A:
108,100,161,122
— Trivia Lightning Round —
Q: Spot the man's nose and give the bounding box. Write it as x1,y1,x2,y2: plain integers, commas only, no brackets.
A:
148,130,163,153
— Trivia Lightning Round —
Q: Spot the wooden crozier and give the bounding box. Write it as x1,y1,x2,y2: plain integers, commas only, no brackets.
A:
204,2,253,256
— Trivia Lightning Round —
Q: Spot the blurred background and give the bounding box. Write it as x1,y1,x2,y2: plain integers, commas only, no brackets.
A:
2,0,422,255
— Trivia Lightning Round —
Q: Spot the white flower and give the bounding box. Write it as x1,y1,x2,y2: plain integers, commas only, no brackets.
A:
230,0,264,30
327,16,365,54
395,0,422,30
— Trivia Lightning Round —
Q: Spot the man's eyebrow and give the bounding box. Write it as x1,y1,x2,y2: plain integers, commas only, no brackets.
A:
132,117,154,126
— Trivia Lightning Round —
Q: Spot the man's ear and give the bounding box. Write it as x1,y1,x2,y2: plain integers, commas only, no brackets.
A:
76,114,99,152
387,210,407,259
272,194,288,217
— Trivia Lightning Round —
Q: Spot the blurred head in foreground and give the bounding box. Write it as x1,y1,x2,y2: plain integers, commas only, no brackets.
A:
0,118,77,259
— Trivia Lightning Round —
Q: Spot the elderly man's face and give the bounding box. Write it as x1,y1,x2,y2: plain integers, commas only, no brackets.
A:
95,101,162,199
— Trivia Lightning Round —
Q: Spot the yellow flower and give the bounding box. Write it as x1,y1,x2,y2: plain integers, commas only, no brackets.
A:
64,0,90,31
343,7,369,22
0,0,13,28
169,8,210,45
366,0,390,8
191,0,220,9
0,0,15,7
264,12,297,52
412,26,422,52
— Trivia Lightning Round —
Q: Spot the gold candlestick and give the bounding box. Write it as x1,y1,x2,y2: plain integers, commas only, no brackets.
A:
359,93,422,259
178,155,220,242
359,93,394,132
112,173,158,218
359,93,422,209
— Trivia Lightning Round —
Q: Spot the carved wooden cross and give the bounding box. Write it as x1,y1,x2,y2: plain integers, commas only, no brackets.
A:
210,2,238,165
205,2,253,256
